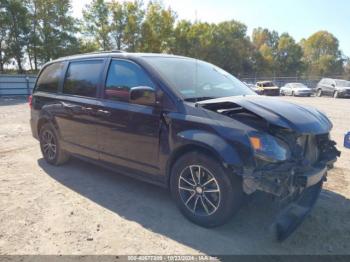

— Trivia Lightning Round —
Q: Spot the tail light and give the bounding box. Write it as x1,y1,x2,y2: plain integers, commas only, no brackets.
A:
28,95,33,109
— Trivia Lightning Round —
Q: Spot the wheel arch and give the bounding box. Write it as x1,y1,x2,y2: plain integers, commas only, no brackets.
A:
37,112,60,138
166,144,223,188
165,130,243,188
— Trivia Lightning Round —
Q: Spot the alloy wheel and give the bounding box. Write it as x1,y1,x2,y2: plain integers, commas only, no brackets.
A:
178,165,221,216
41,130,57,160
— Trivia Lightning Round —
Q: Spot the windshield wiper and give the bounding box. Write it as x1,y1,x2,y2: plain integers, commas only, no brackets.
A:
184,97,215,102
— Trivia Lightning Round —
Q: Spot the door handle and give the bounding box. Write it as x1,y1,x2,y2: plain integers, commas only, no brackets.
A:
82,107,94,112
96,109,111,117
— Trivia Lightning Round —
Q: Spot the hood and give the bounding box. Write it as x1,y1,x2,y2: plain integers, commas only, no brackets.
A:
197,96,332,134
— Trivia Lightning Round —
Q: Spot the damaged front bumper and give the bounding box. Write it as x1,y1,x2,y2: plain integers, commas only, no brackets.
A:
241,140,340,241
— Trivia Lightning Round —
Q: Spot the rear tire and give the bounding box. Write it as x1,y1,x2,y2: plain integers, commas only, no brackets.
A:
170,151,244,228
39,122,70,165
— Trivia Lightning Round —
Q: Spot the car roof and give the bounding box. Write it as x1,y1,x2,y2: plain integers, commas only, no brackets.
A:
46,51,190,64
256,81,274,84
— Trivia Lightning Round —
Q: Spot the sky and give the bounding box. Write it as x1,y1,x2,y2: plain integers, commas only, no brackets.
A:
71,0,350,57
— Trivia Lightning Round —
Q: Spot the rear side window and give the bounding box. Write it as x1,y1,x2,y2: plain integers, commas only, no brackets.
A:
105,60,154,102
36,62,64,93
63,60,104,98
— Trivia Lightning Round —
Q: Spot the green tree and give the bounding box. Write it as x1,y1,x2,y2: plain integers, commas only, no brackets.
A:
1,0,29,73
171,19,193,56
0,2,10,72
275,33,304,76
109,0,144,51
252,27,280,76
301,31,344,76
83,0,111,51
139,1,176,53
25,0,78,67
209,20,254,76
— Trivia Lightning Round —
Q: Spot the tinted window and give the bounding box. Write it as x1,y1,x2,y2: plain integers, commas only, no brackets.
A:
105,60,154,102
63,60,103,98
36,62,64,93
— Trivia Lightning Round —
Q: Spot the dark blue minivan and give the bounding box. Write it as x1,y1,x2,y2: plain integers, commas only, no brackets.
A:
30,52,340,240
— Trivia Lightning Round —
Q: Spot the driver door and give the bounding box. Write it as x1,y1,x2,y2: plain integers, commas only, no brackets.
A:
96,59,161,175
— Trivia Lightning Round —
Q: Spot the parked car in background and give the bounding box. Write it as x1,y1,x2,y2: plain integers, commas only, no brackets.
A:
316,78,350,98
243,82,263,95
30,52,340,241
255,81,279,96
280,83,312,97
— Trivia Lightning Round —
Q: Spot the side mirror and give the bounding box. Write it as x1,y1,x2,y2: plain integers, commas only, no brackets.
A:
331,84,335,87
129,86,156,106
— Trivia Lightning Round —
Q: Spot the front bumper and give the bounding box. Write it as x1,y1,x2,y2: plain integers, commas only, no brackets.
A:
295,91,312,96
274,179,323,241
243,164,328,241
241,135,340,241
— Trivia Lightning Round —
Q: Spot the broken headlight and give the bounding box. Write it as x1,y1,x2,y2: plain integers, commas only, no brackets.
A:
248,132,291,162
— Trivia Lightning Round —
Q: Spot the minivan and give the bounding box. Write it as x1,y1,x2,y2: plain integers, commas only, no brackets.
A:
316,78,350,98
30,52,340,241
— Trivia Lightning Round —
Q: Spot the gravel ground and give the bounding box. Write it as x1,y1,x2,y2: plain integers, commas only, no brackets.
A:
0,96,349,255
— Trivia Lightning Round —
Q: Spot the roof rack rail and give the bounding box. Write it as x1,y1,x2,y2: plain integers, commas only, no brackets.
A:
86,50,126,55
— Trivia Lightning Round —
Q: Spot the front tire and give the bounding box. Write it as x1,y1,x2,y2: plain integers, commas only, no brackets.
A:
170,151,244,228
316,89,322,97
39,122,70,165
333,91,339,98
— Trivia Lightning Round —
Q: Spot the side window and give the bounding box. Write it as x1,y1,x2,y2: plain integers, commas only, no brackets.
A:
105,60,155,102
63,60,104,98
36,62,64,93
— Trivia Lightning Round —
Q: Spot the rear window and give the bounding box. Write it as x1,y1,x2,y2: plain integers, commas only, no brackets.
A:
63,60,104,98
36,62,65,93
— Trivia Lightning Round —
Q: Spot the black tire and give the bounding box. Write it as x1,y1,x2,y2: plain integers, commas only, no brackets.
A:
170,151,244,228
39,122,69,165
316,89,322,97
291,91,295,96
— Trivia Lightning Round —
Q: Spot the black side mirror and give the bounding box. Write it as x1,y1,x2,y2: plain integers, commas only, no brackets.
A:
331,84,335,87
129,86,156,106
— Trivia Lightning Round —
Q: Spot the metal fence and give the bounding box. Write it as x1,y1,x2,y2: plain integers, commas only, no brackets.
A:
0,74,37,97
0,74,346,97
240,76,345,89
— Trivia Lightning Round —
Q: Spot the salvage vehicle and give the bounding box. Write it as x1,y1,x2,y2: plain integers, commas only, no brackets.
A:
244,82,263,95
255,81,280,96
280,83,312,97
30,52,340,241
316,78,350,98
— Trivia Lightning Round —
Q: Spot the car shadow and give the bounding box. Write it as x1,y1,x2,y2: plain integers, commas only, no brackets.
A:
38,158,350,254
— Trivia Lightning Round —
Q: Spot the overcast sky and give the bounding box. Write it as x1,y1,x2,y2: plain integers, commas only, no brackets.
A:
71,0,350,57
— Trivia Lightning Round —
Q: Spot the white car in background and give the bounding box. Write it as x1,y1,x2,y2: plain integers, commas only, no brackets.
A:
280,83,312,97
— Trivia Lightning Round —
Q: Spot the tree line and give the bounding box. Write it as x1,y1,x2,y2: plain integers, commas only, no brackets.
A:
0,0,349,79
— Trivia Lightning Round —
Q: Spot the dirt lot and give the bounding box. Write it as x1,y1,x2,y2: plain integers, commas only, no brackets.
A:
0,96,349,255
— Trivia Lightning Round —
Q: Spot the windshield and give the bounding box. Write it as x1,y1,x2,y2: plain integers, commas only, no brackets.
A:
143,57,256,101
335,80,350,87
291,83,307,88
261,82,275,87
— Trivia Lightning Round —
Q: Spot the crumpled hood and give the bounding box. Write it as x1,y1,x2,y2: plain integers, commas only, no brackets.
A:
198,96,332,134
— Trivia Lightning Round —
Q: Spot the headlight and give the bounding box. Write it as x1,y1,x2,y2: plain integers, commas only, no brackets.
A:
248,132,291,162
